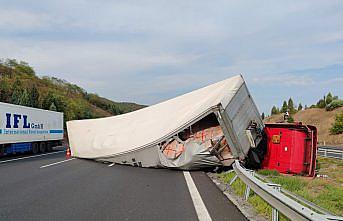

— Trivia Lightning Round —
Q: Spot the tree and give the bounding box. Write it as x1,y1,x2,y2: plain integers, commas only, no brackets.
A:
29,85,40,108
326,92,333,105
42,91,55,110
19,89,31,106
83,108,93,119
287,116,295,123
42,91,66,112
298,103,303,111
288,98,296,114
49,102,57,111
304,105,308,110
261,112,265,120
10,78,23,104
326,99,343,111
0,79,11,102
5,59,35,75
330,112,343,134
317,98,326,108
281,101,288,113
271,106,279,115
5,59,19,67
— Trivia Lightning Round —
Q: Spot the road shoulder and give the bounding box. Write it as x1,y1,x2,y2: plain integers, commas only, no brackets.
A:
206,172,267,221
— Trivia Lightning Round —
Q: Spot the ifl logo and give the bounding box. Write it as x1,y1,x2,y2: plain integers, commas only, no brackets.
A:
5,113,44,129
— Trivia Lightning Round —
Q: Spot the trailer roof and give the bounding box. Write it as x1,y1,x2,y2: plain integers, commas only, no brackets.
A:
67,75,245,158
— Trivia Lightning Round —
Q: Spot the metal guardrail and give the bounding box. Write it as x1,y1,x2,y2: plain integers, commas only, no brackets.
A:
318,147,343,160
230,160,343,221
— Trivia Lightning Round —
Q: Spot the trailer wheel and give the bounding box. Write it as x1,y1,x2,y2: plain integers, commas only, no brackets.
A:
46,142,53,152
39,142,46,153
0,145,5,156
32,143,39,154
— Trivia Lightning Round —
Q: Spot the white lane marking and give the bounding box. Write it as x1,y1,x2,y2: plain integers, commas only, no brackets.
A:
183,171,212,221
40,158,75,168
108,163,115,167
0,151,65,164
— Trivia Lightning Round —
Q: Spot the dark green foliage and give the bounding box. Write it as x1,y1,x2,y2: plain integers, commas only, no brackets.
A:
326,92,333,105
287,116,295,123
330,112,343,134
317,98,326,108
314,92,340,109
288,98,296,114
271,106,279,115
298,103,303,111
42,91,67,113
42,91,55,110
83,108,94,119
85,93,145,115
49,102,57,111
2,59,35,76
10,78,23,105
281,101,288,113
0,78,11,102
326,100,343,111
0,57,145,123
44,76,86,96
29,85,40,108
19,89,31,106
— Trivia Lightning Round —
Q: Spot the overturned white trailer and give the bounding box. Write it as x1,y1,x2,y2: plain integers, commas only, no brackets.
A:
67,75,264,169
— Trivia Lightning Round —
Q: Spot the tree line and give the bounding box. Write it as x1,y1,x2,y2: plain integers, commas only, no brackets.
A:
0,58,145,124
270,92,342,116
267,92,343,134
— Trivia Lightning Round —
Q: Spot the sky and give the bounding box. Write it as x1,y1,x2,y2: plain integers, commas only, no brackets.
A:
0,0,342,115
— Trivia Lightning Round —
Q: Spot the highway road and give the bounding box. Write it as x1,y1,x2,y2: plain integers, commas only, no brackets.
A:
0,151,246,221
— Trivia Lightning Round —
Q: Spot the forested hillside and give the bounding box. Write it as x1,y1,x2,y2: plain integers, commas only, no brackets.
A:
0,59,146,123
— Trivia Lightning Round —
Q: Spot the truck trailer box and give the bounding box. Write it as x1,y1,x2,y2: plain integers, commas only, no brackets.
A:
67,75,264,170
262,123,317,177
0,102,64,145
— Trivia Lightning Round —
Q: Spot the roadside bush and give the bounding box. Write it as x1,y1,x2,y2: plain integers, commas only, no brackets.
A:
330,112,343,134
287,116,294,123
326,99,343,111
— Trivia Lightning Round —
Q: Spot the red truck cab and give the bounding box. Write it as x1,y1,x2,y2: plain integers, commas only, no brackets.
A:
262,123,317,177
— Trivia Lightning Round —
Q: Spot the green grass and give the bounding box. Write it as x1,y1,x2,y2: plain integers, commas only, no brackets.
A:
218,172,289,220
218,157,343,220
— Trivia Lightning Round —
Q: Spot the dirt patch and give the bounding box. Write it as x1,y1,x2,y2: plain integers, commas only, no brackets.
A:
264,107,343,146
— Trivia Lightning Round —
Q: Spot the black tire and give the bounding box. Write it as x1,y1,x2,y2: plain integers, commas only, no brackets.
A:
39,142,46,153
46,142,53,152
0,145,5,156
32,143,39,154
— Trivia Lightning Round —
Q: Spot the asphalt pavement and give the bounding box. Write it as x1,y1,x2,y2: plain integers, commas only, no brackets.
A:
0,151,246,221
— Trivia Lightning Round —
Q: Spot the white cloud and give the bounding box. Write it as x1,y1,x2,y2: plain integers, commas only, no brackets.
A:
0,9,49,31
251,74,315,86
0,0,342,112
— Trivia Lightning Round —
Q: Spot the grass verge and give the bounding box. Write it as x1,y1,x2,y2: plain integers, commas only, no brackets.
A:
218,157,343,220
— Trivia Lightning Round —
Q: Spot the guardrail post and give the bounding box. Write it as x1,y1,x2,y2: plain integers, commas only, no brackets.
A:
244,184,250,201
267,183,281,221
229,174,238,186
324,148,327,157
244,170,255,201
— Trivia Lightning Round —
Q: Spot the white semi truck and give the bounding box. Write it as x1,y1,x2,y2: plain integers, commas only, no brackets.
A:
0,102,64,156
